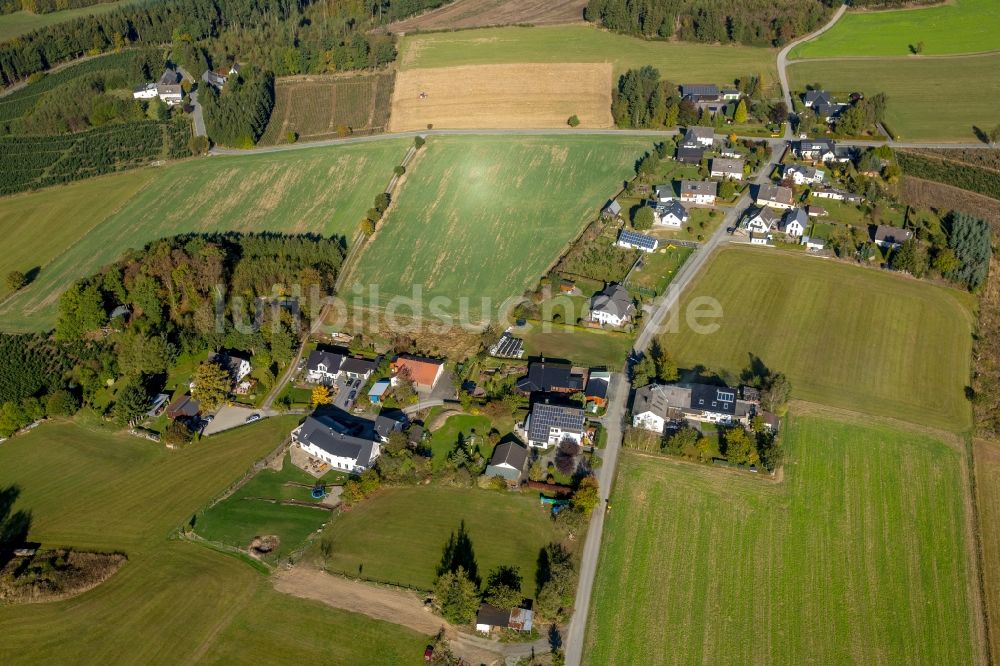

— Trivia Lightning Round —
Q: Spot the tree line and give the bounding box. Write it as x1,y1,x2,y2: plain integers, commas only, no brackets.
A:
0,0,116,15
585,0,838,46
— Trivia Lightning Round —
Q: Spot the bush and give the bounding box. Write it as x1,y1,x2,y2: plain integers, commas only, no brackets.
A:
394,165,406,176
567,114,580,127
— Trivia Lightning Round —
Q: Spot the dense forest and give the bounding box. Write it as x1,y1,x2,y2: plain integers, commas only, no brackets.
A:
585,0,837,46
200,65,274,147
0,0,444,86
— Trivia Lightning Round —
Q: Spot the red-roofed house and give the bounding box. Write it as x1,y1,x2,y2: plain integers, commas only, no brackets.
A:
391,355,445,391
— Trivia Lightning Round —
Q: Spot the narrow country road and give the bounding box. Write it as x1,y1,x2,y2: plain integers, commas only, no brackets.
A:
562,141,786,666
777,3,848,131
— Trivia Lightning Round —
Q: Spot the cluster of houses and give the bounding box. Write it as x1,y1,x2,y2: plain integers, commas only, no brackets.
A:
631,381,777,434
133,69,185,106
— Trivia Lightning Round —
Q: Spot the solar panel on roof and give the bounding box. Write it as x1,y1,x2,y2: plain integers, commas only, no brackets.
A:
618,230,657,250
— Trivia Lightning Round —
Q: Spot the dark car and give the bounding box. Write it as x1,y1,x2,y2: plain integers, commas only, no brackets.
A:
348,390,357,401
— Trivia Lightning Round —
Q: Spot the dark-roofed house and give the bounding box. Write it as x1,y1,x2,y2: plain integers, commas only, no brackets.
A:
680,180,717,206
755,183,795,210
155,69,183,105
208,351,252,388
291,415,380,472
166,394,200,420
872,224,913,250
783,164,825,186
201,69,227,89
516,359,587,395
681,84,719,99
525,400,585,449
585,370,611,409
803,90,831,108
617,229,659,253
374,410,409,443
710,158,745,181
653,183,675,203
795,139,837,162
590,284,635,327
484,441,529,484
306,349,345,384
654,200,688,227
341,356,377,381
475,602,534,633
632,382,756,429
675,143,705,164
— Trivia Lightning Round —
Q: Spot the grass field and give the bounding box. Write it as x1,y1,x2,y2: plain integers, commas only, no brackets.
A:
975,438,1000,664
387,0,586,32
515,322,634,370
0,139,408,332
660,247,974,431
398,24,779,91
259,73,395,145
0,417,428,663
428,413,494,470
585,413,976,664
193,453,337,563
349,134,651,321
316,485,558,590
0,1,130,41
788,53,1000,141
389,63,612,131
0,170,151,299
790,0,1000,59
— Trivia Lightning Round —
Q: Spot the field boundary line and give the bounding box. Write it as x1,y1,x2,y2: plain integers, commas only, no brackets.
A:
788,49,1000,64
965,435,993,665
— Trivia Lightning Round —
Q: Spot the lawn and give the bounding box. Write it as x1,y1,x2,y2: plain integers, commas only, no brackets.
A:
349,134,652,321
788,54,1000,141
398,24,779,92
975,438,1000,665
625,245,693,297
428,413,494,470
515,321,635,370
0,170,151,299
0,417,428,663
660,246,974,431
790,0,1000,59
315,485,558,591
585,413,976,665
0,139,409,332
193,453,341,563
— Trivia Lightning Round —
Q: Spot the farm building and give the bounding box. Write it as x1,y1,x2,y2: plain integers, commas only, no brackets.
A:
617,229,659,253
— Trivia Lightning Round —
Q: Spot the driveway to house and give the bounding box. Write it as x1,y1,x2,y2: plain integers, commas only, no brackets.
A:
188,89,206,138
776,3,848,137
563,140,787,666
202,404,277,436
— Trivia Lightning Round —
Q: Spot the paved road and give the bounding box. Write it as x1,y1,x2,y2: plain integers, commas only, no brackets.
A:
189,89,206,137
777,3,848,119
562,140,785,666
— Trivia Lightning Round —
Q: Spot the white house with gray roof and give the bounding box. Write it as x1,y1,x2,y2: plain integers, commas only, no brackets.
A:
291,415,380,472
710,158,745,181
590,284,635,327
680,180,717,206
779,208,808,237
524,401,585,449
654,200,688,227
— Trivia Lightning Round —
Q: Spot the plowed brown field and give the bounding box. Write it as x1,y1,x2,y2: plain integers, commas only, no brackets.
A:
386,0,586,33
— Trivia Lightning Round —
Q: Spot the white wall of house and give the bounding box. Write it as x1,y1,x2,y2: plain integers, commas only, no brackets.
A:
591,310,628,327
617,239,658,253
295,439,380,473
681,193,716,206
633,412,666,434
711,170,743,181
656,212,685,227
308,365,339,384
756,198,793,210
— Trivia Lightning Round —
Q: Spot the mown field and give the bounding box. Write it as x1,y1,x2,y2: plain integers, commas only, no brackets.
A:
0,417,428,664
193,453,339,564
387,0,586,32
790,0,1000,59
516,322,634,370
349,134,651,321
259,72,395,145
0,139,408,332
314,485,558,591
788,54,1000,141
0,170,151,299
975,438,1000,665
398,24,779,91
585,413,976,665
660,247,974,431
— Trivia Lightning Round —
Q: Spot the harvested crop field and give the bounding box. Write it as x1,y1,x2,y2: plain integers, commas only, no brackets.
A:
389,63,612,131
586,412,978,665
903,176,1000,228
259,73,394,145
349,134,651,320
386,0,586,32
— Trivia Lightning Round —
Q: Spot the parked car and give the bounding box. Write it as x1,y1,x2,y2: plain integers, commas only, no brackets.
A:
245,413,262,423
202,414,214,423
348,390,357,401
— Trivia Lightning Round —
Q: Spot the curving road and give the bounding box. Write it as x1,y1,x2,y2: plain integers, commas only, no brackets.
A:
777,2,848,133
